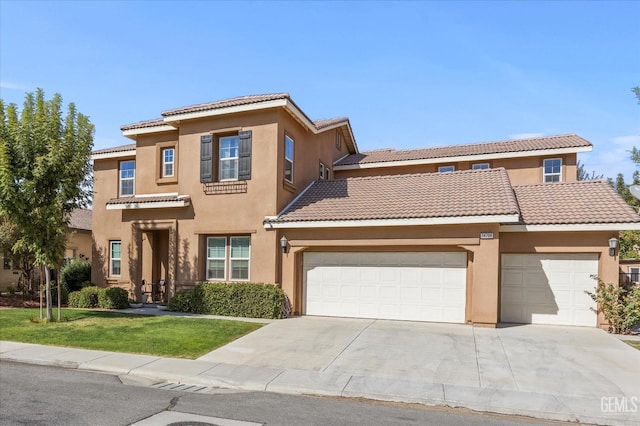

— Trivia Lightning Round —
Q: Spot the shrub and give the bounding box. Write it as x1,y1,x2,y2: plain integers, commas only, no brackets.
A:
168,290,194,312
169,282,287,319
6,286,15,294
68,286,100,308
45,281,69,306
98,287,129,309
61,260,92,293
586,276,640,334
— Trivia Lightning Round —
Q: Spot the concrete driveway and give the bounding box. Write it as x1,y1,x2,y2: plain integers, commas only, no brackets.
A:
198,317,640,399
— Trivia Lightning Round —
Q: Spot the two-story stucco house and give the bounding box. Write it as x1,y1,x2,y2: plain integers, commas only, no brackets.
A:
91,93,640,328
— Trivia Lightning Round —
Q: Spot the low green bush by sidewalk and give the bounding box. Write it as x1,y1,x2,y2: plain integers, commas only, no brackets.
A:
68,286,100,308
68,286,128,309
98,287,129,309
169,282,287,319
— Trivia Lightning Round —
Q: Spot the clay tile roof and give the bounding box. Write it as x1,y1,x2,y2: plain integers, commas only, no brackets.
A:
336,134,592,166
120,118,167,131
513,181,640,225
92,143,136,155
272,168,519,223
161,93,290,117
67,208,92,231
106,195,191,205
314,117,349,130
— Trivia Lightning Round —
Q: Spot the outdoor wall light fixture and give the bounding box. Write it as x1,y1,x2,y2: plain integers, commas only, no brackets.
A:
280,236,288,254
608,237,618,257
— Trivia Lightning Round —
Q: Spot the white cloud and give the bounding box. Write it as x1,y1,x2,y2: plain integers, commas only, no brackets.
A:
0,81,30,91
509,132,545,140
580,134,640,181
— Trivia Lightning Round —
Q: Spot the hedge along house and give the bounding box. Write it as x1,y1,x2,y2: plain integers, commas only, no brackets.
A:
91,93,640,327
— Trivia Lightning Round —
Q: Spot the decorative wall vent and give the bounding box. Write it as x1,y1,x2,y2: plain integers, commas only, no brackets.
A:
202,181,247,195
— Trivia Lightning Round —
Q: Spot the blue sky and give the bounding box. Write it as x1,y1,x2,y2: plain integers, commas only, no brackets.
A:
1,1,638,180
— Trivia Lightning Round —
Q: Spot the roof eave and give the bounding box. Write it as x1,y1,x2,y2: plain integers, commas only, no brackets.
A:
91,149,136,161
121,124,178,140
334,145,592,170
500,223,640,232
264,214,520,229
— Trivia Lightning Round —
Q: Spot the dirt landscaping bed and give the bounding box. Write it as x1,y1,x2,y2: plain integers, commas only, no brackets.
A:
0,294,43,308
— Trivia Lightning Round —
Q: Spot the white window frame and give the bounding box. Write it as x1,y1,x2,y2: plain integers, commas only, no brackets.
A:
325,167,331,180
230,236,251,281
630,267,640,283
319,162,325,179
109,241,121,276
162,148,175,177
284,135,294,183
206,237,227,281
543,158,562,183
438,165,455,173
472,163,490,170
119,160,135,196
219,135,240,181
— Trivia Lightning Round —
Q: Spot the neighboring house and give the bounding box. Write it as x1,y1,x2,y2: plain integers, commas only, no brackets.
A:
90,93,640,328
1,208,92,291
65,208,93,263
619,259,640,286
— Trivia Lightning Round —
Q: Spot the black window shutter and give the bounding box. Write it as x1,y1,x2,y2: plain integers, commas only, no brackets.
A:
238,130,252,180
200,135,213,183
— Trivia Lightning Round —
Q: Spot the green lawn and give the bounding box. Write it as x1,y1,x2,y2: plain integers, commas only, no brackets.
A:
625,340,640,351
0,308,263,359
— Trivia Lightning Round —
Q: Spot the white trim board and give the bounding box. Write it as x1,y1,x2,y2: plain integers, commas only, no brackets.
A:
106,200,190,210
91,149,136,160
500,223,640,232
264,214,520,229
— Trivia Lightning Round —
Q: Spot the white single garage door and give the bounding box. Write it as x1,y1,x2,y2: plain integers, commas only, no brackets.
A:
501,254,598,326
303,252,467,323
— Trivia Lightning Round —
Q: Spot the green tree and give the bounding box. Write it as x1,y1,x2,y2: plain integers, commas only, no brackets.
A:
577,160,604,181
0,89,93,320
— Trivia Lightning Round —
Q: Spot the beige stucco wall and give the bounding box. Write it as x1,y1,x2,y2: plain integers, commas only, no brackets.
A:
92,108,347,299
0,259,21,290
275,223,501,325
65,229,92,262
334,153,578,186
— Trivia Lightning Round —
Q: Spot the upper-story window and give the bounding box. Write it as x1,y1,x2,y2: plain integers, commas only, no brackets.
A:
219,135,240,181
472,163,489,170
325,167,331,180
200,131,252,184
285,135,294,183
162,148,175,177
438,165,455,173
119,160,135,196
543,158,562,182
319,162,325,179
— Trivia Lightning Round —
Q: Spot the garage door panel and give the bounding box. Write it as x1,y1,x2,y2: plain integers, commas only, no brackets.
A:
304,252,467,323
501,254,597,326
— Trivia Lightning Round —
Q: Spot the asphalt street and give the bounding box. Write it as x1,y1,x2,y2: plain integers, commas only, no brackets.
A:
0,361,566,426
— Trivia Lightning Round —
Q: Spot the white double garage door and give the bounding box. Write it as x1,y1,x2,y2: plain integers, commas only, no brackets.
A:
303,252,598,326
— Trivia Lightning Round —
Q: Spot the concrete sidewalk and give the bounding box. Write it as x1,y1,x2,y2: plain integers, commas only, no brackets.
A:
1,337,638,426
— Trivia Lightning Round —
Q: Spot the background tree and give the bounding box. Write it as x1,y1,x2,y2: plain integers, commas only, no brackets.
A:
577,160,604,181
0,213,37,295
0,89,93,320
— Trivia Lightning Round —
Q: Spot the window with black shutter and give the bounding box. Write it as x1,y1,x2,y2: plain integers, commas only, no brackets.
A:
200,135,213,183
238,130,252,181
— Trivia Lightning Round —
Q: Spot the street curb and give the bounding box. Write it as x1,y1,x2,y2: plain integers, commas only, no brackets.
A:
2,342,638,426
